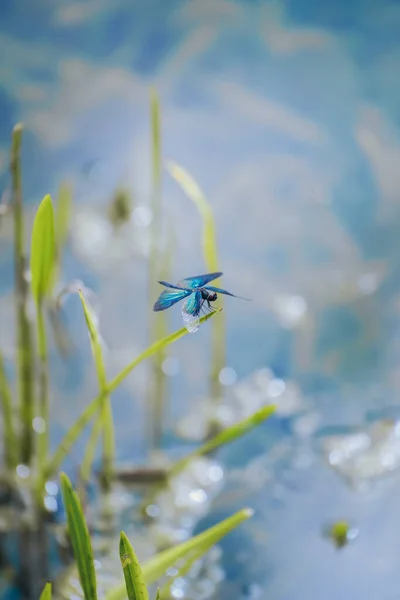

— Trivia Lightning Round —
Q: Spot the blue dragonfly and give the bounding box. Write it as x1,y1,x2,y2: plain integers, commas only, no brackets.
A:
153,272,250,333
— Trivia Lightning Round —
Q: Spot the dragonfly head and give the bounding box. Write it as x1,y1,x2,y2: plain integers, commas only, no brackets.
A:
202,289,217,302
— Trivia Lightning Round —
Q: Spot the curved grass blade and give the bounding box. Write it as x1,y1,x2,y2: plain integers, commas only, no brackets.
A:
60,473,97,600
30,194,55,304
39,582,52,600
119,532,150,600
78,289,114,489
45,309,220,477
106,508,253,600
169,404,276,477
166,162,218,271
79,290,106,389
166,161,225,400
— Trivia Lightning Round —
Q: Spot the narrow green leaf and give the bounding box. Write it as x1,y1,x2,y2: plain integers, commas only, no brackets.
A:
45,310,220,477
39,582,52,600
166,162,218,271
106,509,253,600
78,289,106,390
170,404,276,477
119,532,150,600
154,590,160,600
60,473,97,600
30,194,55,304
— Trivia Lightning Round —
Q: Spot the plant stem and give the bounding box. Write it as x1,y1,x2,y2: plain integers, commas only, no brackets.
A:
81,409,103,484
36,303,49,472
0,349,17,469
101,396,114,490
10,123,35,464
147,87,165,452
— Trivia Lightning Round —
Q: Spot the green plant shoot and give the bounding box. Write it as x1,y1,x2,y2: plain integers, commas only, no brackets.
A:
30,194,55,304
60,473,98,600
78,290,114,489
106,508,253,600
39,582,52,600
30,193,55,489
119,532,150,600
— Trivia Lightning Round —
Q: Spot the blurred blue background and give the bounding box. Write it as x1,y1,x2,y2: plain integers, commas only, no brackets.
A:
2,1,400,599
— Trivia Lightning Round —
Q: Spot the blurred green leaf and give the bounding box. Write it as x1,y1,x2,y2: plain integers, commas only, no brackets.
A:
119,532,150,600
106,508,253,600
39,582,52,600
167,162,218,271
30,194,55,304
60,472,97,600
46,309,221,477
170,404,276,477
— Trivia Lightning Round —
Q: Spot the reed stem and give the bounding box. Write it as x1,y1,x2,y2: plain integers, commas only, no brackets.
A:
0,349,17,469
10,123,35,464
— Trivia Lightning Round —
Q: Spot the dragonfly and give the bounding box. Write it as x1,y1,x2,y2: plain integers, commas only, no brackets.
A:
153,271,250,333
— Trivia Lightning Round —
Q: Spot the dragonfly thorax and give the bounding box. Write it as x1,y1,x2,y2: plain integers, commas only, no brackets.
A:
201,289,217,302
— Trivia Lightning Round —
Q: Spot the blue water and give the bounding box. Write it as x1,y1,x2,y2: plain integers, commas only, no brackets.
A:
2,0,400,598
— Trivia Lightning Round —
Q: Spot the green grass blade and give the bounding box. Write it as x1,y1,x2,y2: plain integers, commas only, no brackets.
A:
30,194,55,304
169,404,276,477
78,289,106,390
30,194,55,492
45,310,220,477
119,532,150,600
39,582,52,600
11,123,35,464
106,508,253,600
166,162,218,271
0,349,17,469
78,289,113,488
167,161,225,401
60,473,98,600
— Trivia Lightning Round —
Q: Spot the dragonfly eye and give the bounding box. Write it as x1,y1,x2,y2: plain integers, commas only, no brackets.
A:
209,292,217,301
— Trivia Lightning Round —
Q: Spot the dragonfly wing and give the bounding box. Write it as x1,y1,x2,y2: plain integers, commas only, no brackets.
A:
158,280,190,290
177,272,223,290
182,291,202,333
204,285,252,300
153,288,192,311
